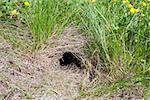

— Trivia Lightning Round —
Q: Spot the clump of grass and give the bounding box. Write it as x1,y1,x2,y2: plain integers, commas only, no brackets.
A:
25,0,60,50
25,0,74,50
75,0,150,97
1,0,76,51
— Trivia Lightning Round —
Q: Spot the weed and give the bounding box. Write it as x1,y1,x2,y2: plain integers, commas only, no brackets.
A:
24,0,76,50
75,0,150,97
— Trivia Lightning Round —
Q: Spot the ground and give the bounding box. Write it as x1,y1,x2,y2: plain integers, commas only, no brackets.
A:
0,24,144,100
0,26,89,99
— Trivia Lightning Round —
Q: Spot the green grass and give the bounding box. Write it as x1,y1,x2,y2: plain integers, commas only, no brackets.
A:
24,0,63,50
74,0,150,97
24,0,77,50
1,0,150,98
1,0,77,51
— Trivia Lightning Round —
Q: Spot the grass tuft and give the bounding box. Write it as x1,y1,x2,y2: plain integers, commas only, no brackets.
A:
74,0,150,97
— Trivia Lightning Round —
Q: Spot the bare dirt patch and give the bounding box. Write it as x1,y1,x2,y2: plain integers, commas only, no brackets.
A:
0,25,145,100
0,26,89,99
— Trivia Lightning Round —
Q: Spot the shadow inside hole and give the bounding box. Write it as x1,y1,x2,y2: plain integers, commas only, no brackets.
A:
59,51,83,70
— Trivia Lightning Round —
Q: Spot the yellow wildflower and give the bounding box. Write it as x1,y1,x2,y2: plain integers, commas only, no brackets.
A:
127,3,133,8
24,1,30,6
11,10,19,16
141,1,147,7
130,7,139,14
123,0,129,4
134,8,139,13
112,0,117,3
90,0,96,3
130,8,135,13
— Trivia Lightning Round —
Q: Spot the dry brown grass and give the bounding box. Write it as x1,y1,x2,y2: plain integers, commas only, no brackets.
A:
0,26,90,99
0,25,144,100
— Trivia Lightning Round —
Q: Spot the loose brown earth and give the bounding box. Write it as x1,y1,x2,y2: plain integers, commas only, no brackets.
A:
0,25,144,100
